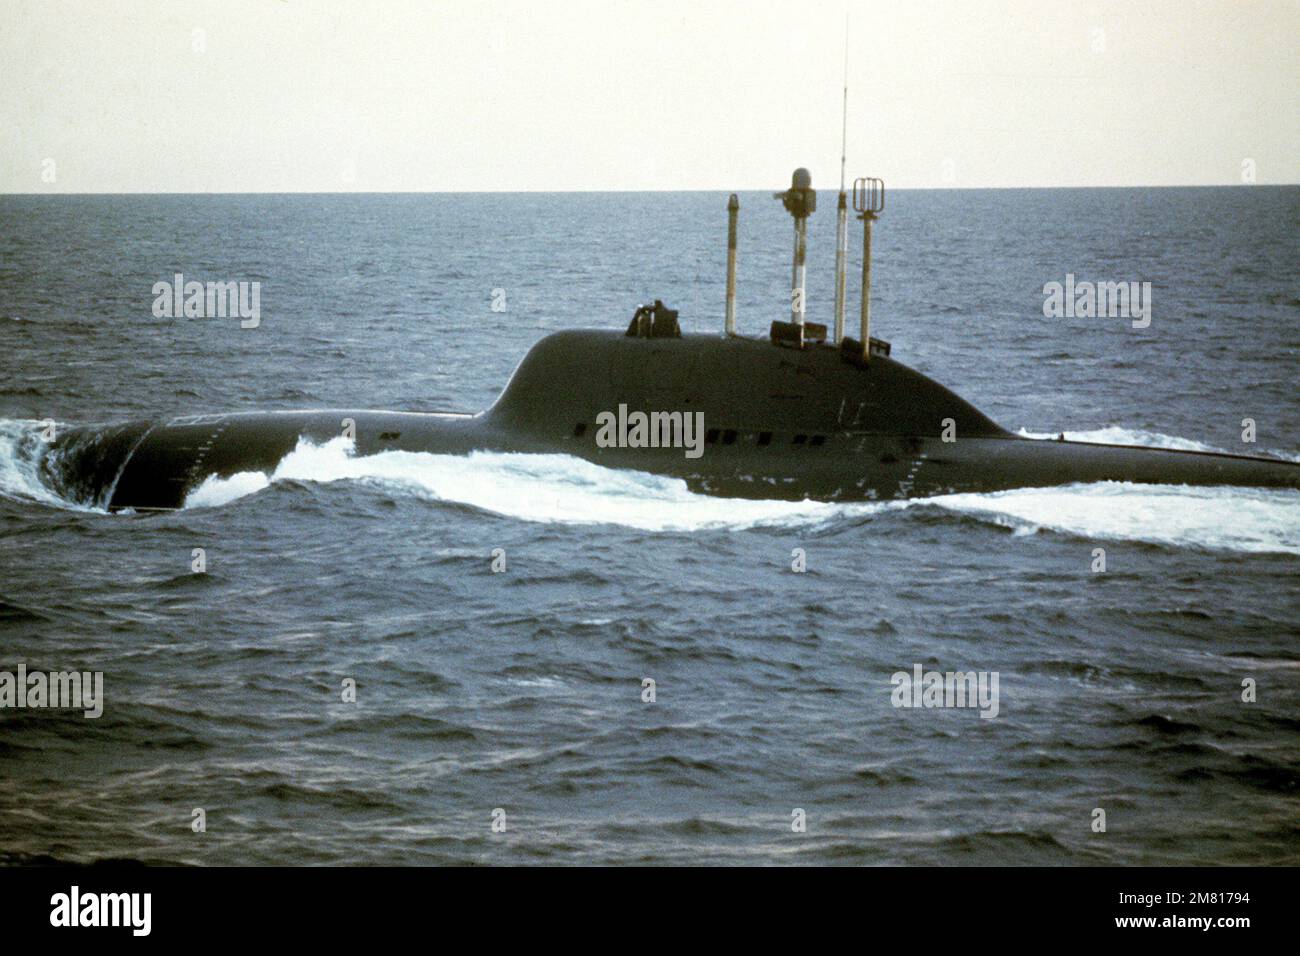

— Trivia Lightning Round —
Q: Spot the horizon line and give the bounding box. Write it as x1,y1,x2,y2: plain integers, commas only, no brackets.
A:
3,183,1296,197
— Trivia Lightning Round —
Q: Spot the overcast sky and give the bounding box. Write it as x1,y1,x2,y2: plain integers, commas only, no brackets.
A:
2,0,1296,192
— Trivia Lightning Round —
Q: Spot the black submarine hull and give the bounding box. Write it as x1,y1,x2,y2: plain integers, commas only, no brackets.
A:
45,330,1300,512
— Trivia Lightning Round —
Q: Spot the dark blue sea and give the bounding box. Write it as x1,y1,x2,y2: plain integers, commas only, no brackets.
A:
1,187,1297,865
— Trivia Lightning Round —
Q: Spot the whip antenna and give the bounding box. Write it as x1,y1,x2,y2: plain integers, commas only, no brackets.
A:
833,15,850,343
840,17,849,192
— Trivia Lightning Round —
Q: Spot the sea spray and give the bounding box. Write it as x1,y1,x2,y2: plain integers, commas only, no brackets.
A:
175,434,1300,552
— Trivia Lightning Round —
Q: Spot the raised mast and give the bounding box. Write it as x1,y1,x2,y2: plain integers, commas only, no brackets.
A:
834,23,850,345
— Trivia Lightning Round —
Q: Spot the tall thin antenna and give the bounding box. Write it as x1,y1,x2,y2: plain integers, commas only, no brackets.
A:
839,14,849,192
833,13,850,344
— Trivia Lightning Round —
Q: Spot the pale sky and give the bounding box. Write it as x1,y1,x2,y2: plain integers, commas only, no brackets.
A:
2,0,1296,192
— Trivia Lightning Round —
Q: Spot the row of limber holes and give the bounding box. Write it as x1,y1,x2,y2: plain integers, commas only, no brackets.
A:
572,422,828,447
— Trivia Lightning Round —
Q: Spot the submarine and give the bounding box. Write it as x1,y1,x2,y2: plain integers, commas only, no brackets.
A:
43,170,1300,513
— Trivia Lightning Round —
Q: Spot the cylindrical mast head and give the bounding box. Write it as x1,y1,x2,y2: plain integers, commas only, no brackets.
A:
775,170,816,334
779,168,816,219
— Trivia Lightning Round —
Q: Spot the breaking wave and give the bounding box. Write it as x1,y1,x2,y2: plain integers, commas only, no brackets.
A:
182,435,1300,553
3,421,1297,553
182,437,855,531
921,483,1300,555
0,418,95,510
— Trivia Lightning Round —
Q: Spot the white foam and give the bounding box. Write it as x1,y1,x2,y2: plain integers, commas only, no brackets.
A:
0,419,92,509
175,435,1300,553
926,482,1300,555
507,676,565,689
182,436,862,531
185,469,271,508
1016,425,1300,462
6,421,1295,553
1016,425,1222,453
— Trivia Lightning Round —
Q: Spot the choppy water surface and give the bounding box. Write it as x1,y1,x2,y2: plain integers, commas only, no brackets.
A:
1,188,1297,864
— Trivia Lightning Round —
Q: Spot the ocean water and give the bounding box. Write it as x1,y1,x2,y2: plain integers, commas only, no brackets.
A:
0,187,1297,865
